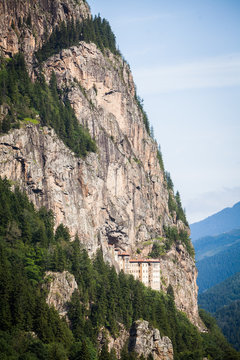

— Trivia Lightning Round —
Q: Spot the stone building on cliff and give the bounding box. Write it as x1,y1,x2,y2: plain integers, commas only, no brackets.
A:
113,248,161,291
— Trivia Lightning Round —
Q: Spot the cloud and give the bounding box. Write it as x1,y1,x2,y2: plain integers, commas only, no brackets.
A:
134,53,240,93
185,186,240,224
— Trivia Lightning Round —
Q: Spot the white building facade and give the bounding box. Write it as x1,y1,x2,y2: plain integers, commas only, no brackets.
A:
113,248,161,291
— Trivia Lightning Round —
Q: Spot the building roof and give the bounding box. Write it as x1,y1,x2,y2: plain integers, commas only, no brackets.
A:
118,252,130,256
129,259,160,263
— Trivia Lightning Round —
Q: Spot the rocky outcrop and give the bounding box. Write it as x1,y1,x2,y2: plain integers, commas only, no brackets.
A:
45,270,78,317
0,0,90,64
98,324,129,359
129,320,173,360
98,320,173,360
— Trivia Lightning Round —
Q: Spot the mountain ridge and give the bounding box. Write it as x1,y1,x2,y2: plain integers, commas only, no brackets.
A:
194,228,240,261
190,201,240,242
199,271,240,313
197,239,240,293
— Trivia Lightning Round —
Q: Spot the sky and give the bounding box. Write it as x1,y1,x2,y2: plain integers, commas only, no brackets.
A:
87,0,240,223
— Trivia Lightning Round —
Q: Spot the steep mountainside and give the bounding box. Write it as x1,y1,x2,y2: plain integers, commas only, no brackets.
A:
0,0,202,329
199,271,240,313
194,228,240,261
215,300,240,351
197,240,240,293
199,272,240,350
190,201,240,242
0,0,90,64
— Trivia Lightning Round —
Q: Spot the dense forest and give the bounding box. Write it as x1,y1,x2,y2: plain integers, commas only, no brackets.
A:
0,53,96,157
194,229,240,262
215,300,240,351
197,240,240,293
199,272,240,350
0,177,239,360
198,271,240,313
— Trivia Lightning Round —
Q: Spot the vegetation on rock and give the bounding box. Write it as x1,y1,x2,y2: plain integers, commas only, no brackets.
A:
35,15,119,64
0,54,96,157
0,2,239,359
0,177,239,359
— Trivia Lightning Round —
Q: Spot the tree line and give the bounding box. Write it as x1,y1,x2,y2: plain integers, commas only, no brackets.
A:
35,15,119,64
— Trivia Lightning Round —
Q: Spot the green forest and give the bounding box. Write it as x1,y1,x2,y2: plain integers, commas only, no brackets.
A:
0,177,239,360
0,54,96,157
215,300,240,351
198,271,240,313
197,241,240,293
199,272,240,350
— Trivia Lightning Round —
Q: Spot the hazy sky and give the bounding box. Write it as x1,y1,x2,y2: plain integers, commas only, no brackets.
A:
88,0,240,223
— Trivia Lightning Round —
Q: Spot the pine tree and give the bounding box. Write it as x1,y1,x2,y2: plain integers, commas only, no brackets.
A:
99,343,111,360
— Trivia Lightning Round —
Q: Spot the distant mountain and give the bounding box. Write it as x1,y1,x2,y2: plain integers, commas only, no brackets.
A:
198,271,240,313
199,272,240,351
197,239,240,293
190,201,240,242
194,228,240,261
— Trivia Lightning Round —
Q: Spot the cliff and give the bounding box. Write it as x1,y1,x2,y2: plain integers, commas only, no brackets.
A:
98,320,173,360
0,0,90,64
129,320,173,360
0,0,203,330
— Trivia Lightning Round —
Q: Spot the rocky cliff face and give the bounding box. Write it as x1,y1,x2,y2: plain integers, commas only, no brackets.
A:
98,324,129,359
0,0,89,64
45,270,78,318
160,243,201,328
98,320,173,360
129,320,173,360
41,42,173,250
0,0,203,329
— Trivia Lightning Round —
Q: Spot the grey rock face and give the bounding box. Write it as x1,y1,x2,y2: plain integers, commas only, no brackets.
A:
0,0,90,65
98,324,129,359
129,320,173,360
45,270,78,317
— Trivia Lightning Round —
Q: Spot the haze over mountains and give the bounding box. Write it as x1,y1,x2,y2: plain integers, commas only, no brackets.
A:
194,228,240,262
197,233,240,293
190,201,240,242
191,201,240,292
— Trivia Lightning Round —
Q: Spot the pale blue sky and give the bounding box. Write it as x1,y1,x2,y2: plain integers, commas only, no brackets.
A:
88,0,240,223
